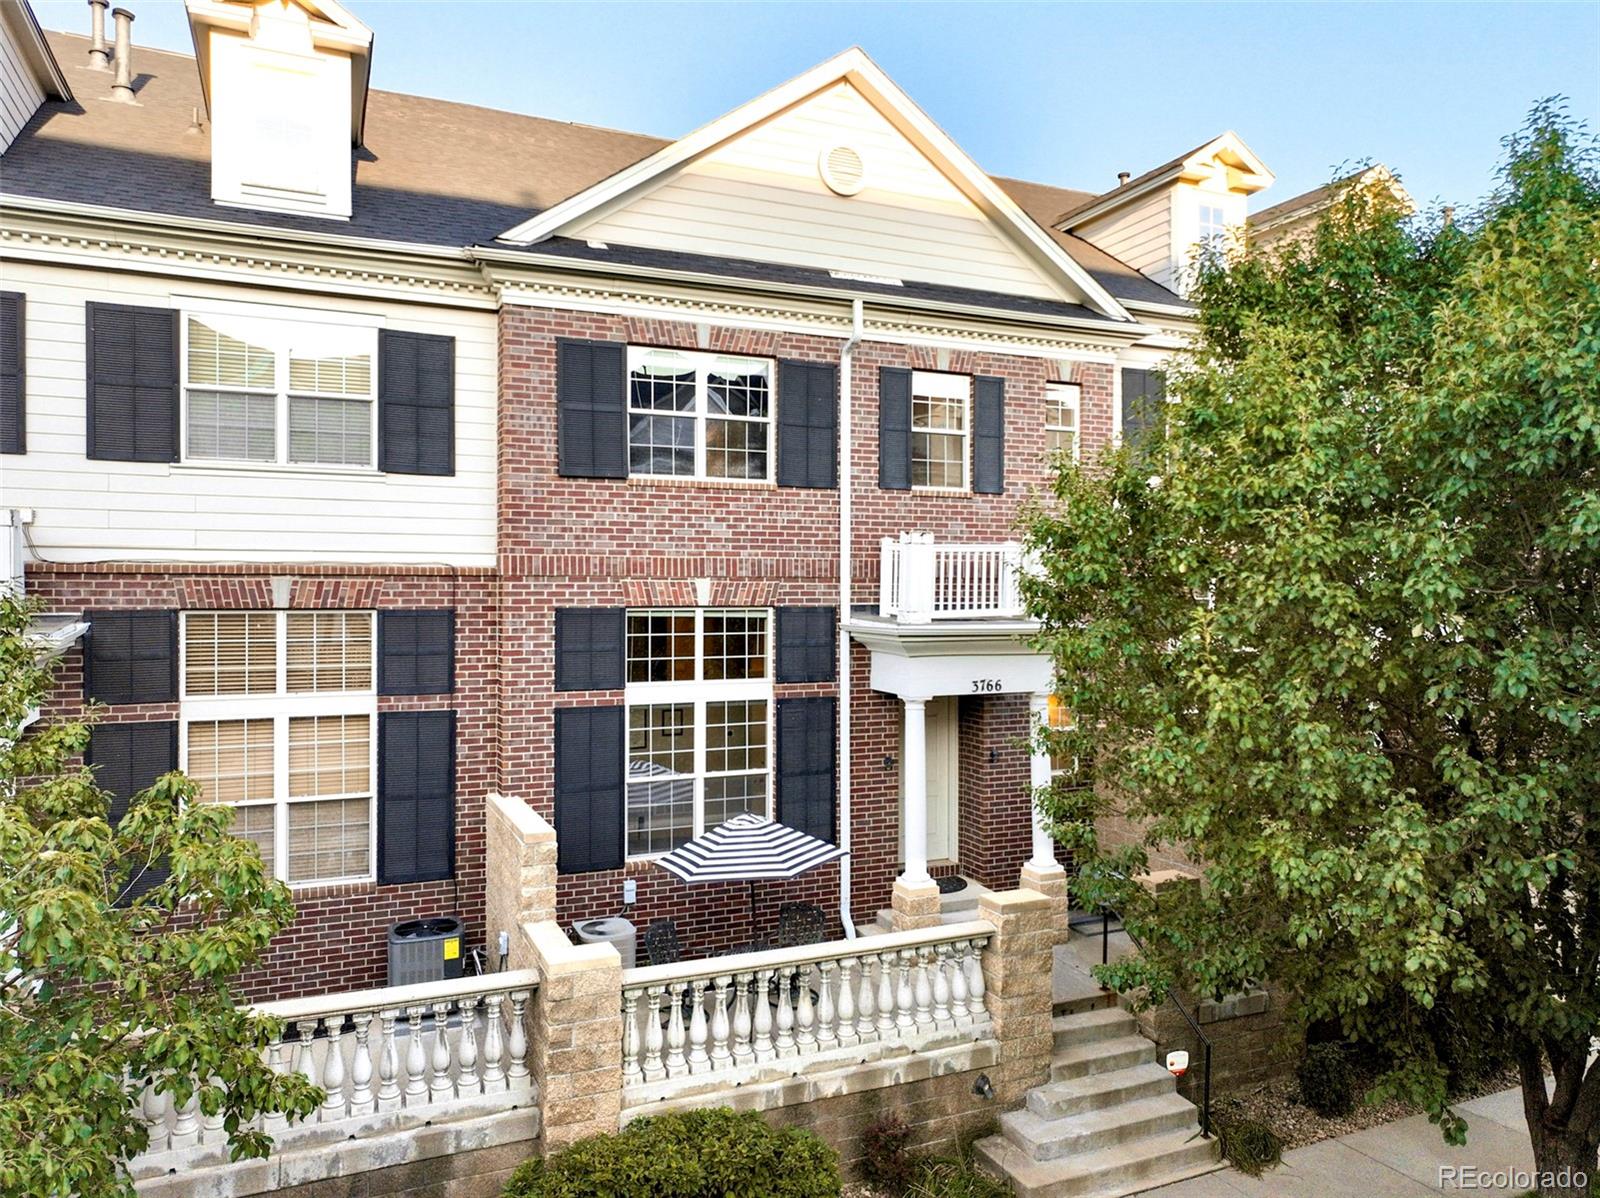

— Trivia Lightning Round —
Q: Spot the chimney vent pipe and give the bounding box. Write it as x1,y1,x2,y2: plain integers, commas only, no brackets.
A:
1117,171,1131,186
87,0,110,69
110,7,135,103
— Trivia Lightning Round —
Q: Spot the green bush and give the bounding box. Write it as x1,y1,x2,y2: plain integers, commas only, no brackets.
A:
906,1155,1011,1198
1215,1116,1282,1177
1296,1042,1357,1118
502,1108,840,1198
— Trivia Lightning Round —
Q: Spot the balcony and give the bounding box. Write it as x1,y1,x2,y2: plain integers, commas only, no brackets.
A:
878,533,1026,623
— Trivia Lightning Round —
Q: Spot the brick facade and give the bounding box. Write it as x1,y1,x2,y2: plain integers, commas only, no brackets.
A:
26,303,1114,995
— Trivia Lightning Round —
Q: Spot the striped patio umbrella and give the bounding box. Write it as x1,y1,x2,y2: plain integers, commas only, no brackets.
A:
655,814,847,942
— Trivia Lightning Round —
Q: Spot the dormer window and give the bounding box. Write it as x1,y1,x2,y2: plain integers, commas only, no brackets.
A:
1197,204,1228,245
188,0,373,220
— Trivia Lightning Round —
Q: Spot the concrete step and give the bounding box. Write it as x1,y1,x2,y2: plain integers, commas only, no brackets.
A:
1026,1063,1178,1120
974,1127,1220,1198
1000,1092,1200,1161
1050,1035,1158,1081
1053,989,1120,1018
1052,1006,1137,1052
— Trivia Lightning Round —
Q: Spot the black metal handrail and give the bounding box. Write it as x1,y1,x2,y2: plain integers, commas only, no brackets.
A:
1071,904,1214,1139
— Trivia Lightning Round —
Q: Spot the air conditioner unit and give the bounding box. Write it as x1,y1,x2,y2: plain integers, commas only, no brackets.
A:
387,917,464,987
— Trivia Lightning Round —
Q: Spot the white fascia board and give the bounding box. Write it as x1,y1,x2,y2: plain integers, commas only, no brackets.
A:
493,47,1136,326
1,0,71,100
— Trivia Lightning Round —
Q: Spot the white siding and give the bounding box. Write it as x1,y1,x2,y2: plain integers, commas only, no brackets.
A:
0,13,46,153
1074,188,1175,288
0,261,497,565
575,81,1066,301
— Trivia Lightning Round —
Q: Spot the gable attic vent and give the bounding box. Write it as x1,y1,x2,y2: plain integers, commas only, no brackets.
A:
819,144,866,196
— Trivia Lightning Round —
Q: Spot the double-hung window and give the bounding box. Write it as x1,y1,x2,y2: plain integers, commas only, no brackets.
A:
1197,203,1228,246
910,370,970,490
623,609,772,858
627,348,773,481
179,610,376,886
1045,382,1080,462
182,310,378,469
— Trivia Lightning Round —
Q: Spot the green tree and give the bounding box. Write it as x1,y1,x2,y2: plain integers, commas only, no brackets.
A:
1023,105,1599,1198
0,594,320,1197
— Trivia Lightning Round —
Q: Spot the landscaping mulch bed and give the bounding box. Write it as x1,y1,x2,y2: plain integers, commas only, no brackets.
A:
1216,1062,1521,1151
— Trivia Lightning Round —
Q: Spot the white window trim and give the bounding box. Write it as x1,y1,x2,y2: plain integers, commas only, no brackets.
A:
625,347,775,484
909,369,971,493
178,610,378,888
623,607,773,861
178,308,381,475
1045,381,1081,463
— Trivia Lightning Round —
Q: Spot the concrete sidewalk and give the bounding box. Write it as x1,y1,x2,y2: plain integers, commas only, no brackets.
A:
1144,1086,1543,1197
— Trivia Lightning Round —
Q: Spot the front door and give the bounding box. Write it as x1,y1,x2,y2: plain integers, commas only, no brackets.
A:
902,696,960,865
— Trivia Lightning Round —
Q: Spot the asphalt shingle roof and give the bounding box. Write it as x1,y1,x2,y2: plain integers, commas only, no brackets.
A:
3,31,1187,314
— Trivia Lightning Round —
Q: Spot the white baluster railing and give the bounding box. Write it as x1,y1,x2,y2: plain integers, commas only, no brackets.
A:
133,969,539,1166
619,922,995,1096
878,535,1027,621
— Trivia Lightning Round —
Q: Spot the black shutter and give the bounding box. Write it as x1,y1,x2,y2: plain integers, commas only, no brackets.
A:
776,360,838,489
554,608,625,691
554,706,624,873
775,606,836,684
557,339,627,479
973,375,1005,495
85,611,177,704
777,697,837,844
378,710,456,884
85,302,178,462
878,367,912,490
1,291,23,454
378,330,455,476
1121,368,1165,446
87,721,176,900
378,610,455,696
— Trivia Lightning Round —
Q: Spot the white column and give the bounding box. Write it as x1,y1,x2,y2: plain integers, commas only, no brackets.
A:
901,696,931,885
1027,692,1059,871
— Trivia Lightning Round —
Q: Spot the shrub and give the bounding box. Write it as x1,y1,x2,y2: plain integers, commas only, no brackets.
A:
1215,1116,1282,1177
904,1118,1008,1198
861,1114,919,1195
503,1108,839,1198
1297,1042,1357,1117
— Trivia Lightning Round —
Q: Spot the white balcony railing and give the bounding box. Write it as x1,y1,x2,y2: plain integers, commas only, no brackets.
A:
619,921,994,1102
878,534,1025,622
130,969,539,1175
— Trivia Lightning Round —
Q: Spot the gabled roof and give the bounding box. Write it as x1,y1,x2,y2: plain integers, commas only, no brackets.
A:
184,0,374,142
496,47,1136,324
0,0,70,101
1248,164,1411,231
1058,130,1275,229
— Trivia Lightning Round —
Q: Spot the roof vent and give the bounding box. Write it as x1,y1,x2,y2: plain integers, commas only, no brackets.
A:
86,0,110,69
819,144,866,196
1117,171,1131,186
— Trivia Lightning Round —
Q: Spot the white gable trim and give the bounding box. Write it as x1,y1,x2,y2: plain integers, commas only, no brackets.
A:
495,48,1134,325
1063,131,1274,231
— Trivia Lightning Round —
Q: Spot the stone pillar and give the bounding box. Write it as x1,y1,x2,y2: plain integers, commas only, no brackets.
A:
486,794,558,972
524,920,623,1153
1020,694,1069,944
893,695,941,931
977,888,1057,1105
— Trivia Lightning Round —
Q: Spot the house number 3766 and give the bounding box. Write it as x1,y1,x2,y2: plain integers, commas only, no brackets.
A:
970,679,1002,693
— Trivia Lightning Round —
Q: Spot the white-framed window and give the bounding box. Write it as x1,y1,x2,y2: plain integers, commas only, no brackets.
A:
626,348,773,482
911,370,970,490
1197,203,1228,246
1045,382,1080,462
179,610,377,886
623,608,772,858
181,310,378,470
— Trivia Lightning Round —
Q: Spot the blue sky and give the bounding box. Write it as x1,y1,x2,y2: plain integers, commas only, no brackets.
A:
36,1,1600,212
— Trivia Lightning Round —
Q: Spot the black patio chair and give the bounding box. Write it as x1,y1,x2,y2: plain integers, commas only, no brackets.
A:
642,918,683,966
776,902,827,949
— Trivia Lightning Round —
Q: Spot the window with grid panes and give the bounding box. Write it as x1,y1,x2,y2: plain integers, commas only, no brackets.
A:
910,370,970,489
180,610,376,885
626,348,773,481
1045,382,1080,462
623,609,771,858
183,311,378,469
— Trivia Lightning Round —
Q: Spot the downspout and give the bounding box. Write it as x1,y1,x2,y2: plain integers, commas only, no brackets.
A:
838,298,864,938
